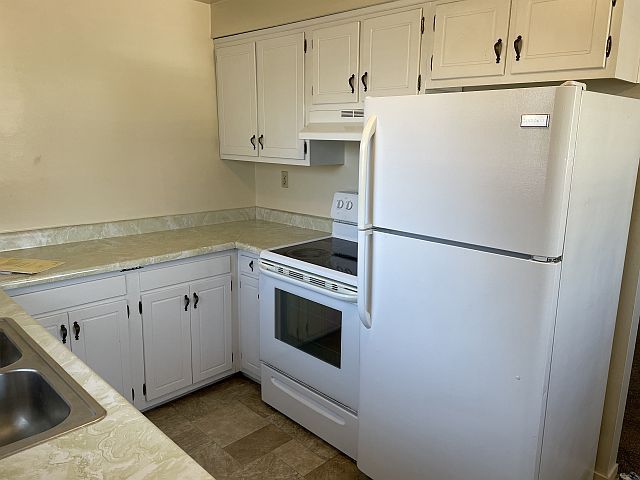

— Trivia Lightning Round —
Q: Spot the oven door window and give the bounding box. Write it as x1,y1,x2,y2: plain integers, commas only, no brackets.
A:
275,289,342,368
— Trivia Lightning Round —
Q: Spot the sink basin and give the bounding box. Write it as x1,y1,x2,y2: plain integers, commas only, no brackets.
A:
0,370,71,447
0,318,106,460
0,331,22,368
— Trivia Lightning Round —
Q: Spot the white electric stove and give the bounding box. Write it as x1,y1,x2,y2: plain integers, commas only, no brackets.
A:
259,192,360,459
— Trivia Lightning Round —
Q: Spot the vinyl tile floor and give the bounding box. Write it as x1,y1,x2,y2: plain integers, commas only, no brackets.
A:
144,374,370,480
619,331,640,475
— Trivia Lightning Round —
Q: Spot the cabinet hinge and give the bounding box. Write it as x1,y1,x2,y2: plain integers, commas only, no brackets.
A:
127,304,130,318
606,35,613,58
421,16,425,34
304,39,307,53
231,280,233,292
417,74,422,92
430,55,433,71
232,352,234,363
142,383,147,396
433,15,436,32
131,388,135,402
304,141,308,155
138,301,142,315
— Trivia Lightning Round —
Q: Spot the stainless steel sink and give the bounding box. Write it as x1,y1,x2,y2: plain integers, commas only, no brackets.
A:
0,318,106,460
0,332,21,368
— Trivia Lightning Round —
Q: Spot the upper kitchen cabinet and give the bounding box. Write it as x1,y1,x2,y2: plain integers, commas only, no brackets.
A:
431,0,511,80
256,33,305,161
360,9,424,96
508,0,612,75
215,32,342,165
310,22,361,105
426,0,640,88
215,42,258,158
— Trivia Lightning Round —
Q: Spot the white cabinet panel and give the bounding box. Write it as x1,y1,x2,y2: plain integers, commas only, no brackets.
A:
216,42,259,157
432,0,511,80
68,301,128,397
311,22,360,104
509,0,613,74
35,312,70,350
239,274,260,379
361,9,423,97
257,33,305,160
191,276,233,383
141,285,193,401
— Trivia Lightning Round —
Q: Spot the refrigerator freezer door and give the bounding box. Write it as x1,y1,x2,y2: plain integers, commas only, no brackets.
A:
365,85,582,258
357,231,562,480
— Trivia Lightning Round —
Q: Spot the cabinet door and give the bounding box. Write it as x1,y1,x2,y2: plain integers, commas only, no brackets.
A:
68,301,129,397
360,9,423,97
216,42,259,158
256,33,305,160
141,285,192,401
239,275,260,379
311,22,360,104
35,312,70,350
190,276,233,383
509,0,613,74
431,0,511,80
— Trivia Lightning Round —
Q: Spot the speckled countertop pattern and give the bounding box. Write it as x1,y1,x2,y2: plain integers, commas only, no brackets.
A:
0,290,213,480
0,220,327,478
0,220,328,290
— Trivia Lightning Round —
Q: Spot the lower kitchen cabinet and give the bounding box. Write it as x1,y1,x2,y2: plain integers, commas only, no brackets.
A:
138,255,234,402
141,285,193,401
239,274,260,380
67,301,129,396
13,276,132,401
35,302,130,397
191,277,233,383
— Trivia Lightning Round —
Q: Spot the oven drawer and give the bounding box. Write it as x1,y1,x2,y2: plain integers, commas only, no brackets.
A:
261,363,358,459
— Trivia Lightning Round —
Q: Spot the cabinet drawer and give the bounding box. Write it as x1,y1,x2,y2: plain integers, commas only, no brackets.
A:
12,276,127,316
239,254,259,278
261,364,358,458
140,255,231,292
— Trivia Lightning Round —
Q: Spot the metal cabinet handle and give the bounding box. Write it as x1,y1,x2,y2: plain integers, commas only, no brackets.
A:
258,134,264,149
348,74,355,94
249,260,254,272
193,292,199,309
494,38,503,64
73,321,80,341
250,135,256,150
184,295,190,311
60,324,68,344
514,35,523,61
361,72,368,92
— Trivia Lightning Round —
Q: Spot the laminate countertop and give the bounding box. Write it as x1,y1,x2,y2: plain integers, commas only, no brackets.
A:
0,220,328,479
0,220,328,290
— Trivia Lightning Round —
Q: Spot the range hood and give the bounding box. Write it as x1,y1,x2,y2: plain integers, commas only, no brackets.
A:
299,109,364,142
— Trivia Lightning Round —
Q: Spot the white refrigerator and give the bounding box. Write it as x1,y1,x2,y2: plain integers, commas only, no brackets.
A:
356,84,640,480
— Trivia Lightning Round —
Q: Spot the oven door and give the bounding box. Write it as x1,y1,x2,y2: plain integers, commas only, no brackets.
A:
259,268,359,411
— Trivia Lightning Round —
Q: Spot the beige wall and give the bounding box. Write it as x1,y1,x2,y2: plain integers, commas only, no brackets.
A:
255,144,360,217
0,0,255,234
211,0,394,38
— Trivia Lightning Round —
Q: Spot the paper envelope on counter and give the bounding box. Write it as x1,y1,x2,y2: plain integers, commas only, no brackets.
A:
0,257,64,275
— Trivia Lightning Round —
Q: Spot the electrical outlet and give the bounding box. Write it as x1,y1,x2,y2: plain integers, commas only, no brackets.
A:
281,171,289,188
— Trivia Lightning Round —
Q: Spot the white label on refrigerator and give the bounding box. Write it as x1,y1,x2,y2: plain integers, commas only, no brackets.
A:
520,114,550,128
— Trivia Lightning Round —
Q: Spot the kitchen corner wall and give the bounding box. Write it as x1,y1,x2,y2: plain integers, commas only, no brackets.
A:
0,0,255,234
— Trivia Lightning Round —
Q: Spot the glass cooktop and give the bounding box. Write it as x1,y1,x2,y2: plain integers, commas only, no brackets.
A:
272,237,357,276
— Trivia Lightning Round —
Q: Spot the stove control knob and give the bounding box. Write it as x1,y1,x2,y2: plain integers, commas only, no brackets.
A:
346,201,353,210
337,200,345,209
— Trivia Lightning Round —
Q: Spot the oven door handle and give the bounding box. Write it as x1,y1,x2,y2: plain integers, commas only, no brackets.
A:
259,265,357,303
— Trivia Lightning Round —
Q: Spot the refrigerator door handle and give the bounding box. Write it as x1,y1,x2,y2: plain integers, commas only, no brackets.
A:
358,115,377,230
358,229,373,329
